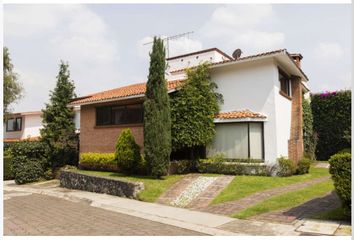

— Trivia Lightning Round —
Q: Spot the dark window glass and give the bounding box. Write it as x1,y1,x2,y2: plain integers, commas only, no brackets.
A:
96,106,111,125
6,117,22,131
279,69,291,96
96,104,143,126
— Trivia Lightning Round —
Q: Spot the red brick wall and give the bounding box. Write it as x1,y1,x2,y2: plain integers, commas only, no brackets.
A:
80,100,144,153
288,76,304,163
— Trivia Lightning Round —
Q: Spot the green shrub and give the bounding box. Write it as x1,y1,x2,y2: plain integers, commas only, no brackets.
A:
116,129,142,174
198,158,269,176
4,153,14,180
277,157,296,177
311,90,351,160
296,157,311,175
329,152,351,214
79,153,117,171
169,160,193,174
10,141,49,184
303,97,317,160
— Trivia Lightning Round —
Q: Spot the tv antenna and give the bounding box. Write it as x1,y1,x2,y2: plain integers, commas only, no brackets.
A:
143,31,194,58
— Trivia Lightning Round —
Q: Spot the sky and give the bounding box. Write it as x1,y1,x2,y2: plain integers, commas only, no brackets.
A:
4,4,352,112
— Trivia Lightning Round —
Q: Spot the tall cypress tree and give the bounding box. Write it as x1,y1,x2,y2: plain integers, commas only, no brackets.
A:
41,61,78,167
144,37,171,178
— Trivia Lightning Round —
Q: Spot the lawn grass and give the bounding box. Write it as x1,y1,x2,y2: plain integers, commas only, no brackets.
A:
233,180,334,219
212,167,330,205
75,169,185,202
311,207,351,222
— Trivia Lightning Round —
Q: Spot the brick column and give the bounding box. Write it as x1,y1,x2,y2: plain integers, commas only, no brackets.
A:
288,76,304,163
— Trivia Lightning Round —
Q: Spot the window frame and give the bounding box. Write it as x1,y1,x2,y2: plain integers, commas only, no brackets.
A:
278,67,292,98
95,103,144,126
212,121,265,160
6,117,22,132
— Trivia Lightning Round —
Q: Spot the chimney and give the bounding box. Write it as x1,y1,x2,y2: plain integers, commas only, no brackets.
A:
290,53,303,68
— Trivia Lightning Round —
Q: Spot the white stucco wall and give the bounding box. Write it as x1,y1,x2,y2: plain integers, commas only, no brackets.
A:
209,59,282,165
22,114,43,138
167,50,229,72
274,71,292,158
74,110,80,130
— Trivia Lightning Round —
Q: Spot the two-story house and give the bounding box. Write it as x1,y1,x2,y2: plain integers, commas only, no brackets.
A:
69,48,309,165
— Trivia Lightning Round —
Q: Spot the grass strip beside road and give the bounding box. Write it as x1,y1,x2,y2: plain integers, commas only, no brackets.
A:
75,169,185,203
233,179,334,219
212,167,330,205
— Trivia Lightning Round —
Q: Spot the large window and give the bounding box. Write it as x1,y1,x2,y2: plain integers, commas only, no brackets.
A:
279,68,291,97
6,117,22,132
208,122,264,160
96,104,143,126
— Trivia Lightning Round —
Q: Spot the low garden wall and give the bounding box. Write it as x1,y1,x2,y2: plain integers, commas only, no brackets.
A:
60,170,144,199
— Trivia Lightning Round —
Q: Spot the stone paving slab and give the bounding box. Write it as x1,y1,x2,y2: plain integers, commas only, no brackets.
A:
4,193,205,236
200,175,331,216
296,220,340,235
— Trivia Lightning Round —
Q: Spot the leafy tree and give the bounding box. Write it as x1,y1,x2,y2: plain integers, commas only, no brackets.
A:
40,61,78,167
171,63,223,161
3,47,23,115
302,96,316,160
143,37,171,178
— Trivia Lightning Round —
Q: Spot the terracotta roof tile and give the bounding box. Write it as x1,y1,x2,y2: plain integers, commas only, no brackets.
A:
70,79,184,105
215,110,266,120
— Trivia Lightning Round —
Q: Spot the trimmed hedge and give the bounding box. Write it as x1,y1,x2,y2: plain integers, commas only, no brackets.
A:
303,97,316,160
198,159,270,176
4,154,14,180
277,157,296,177
296,157,311,175
169,160,193,174
311,90,351,160
10,141,49,184
79,153,117,172
329,152,351,214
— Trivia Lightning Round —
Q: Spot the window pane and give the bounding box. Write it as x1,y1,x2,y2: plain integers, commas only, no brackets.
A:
7,119,15,131
112,106,126,124
16,117,22,131
96,107,111,125
249,123,263,159
126,104,143,124
208,123,249,159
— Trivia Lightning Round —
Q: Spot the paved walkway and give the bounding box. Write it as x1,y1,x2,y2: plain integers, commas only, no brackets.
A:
200,176,331,215
156,174,200,205
4,180,303,236
188,175,234,209
4,191,204,236
249,191,341,224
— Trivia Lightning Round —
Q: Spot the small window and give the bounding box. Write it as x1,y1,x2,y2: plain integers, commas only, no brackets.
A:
96,106,111,126
279,68,291,97
6,117,22,132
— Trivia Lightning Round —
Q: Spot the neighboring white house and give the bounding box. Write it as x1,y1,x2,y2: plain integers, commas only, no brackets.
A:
166,48,308,165
4,107,80,142
70,47,308,165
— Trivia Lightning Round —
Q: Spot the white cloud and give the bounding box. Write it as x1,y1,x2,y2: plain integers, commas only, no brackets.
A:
5,4,121,105
314,42,344,61
201,4,284,54
136,36,202,59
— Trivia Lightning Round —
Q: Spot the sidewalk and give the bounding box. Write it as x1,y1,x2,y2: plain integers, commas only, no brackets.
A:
4,180,347,236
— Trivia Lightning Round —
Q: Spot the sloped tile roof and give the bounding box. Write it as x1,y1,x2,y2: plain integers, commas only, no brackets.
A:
70,79,184,105
215,110,266,120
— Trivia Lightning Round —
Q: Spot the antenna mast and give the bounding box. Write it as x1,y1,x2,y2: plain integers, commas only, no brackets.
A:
143,31,194,58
